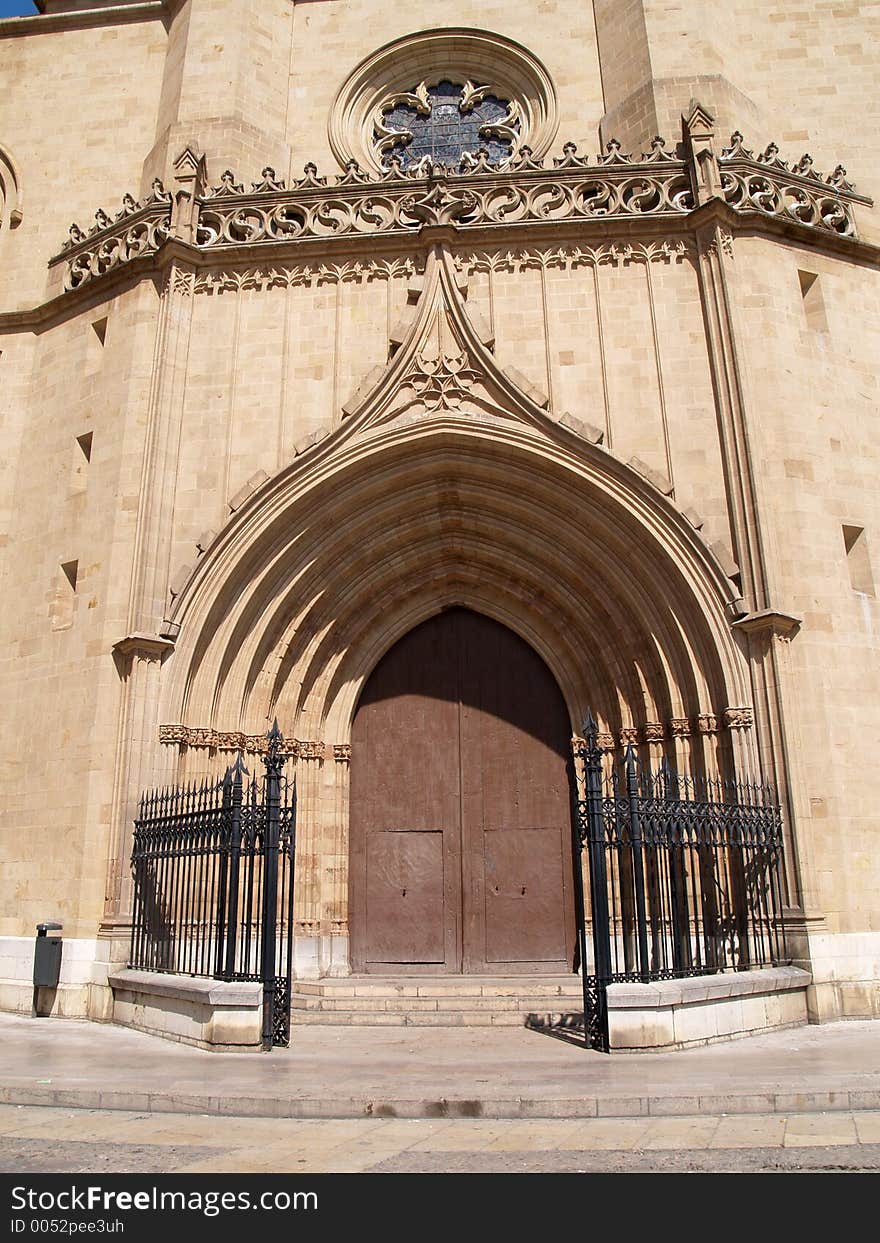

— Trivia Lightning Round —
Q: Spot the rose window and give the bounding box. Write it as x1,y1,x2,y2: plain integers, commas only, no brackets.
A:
375,80,521,170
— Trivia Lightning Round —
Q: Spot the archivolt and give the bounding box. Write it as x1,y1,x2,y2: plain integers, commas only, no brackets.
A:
0,144,22,231
161,419,749,767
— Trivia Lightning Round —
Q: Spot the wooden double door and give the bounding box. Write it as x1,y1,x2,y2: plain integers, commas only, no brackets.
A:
350,608,576,974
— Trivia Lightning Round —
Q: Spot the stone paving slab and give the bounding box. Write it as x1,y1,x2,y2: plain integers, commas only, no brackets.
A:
2,1106,880,1174
0,1013,878,1120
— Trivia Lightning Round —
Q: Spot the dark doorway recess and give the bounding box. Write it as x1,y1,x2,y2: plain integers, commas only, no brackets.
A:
350,607,576,974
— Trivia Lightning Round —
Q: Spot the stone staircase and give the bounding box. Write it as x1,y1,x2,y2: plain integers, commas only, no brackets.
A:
290,975,584,1027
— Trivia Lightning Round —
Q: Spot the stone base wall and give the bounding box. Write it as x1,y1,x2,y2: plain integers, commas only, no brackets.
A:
108,970,263,1052
607,967,811,1052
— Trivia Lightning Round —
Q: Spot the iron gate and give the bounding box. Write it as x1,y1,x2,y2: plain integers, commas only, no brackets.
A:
129,722,296,1049
572,711,788,1052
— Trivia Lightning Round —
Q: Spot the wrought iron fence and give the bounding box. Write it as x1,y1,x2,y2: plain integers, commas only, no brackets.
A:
129,723,296,1048
572,711,788,1052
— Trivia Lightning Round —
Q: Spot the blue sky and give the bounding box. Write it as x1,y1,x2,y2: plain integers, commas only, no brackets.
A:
0,2,38,16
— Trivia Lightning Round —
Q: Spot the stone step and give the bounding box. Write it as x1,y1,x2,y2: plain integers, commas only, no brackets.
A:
289,975,584,1028
292,976,582,999
291,993,581,1013
290,1007,578,1028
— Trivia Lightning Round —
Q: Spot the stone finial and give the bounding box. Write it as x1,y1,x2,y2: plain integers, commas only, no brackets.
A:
684,100,719,205
171,146,208,243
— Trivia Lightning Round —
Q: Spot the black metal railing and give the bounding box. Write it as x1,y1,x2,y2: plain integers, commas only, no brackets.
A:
572,711,788,1052
129,722,296,1048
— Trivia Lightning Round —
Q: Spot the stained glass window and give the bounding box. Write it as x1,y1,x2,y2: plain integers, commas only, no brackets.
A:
378,80,519,170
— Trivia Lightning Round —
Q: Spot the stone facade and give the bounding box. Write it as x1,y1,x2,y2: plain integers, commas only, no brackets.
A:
0,0,878,1029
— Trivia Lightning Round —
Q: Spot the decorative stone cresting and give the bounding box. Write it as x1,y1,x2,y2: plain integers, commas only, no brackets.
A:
158,725,323,757
54,128,871,292
570,709,752,752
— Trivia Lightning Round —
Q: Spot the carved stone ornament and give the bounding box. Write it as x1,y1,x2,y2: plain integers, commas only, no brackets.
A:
455,239,689,274
112,633,175,666
297,740,326,761
697,713,719,734
184,256,422,297
644,721,665,743
405,351,482,410
333,744,353,763
722,707,754,730
668,717,692,738
619,726,640,746
572,732,615,756
158,725,296,754
54,124,870,293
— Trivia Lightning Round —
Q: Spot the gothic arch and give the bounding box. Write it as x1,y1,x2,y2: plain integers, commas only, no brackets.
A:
160,419,750,771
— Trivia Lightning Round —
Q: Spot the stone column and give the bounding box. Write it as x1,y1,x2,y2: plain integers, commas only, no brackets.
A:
100,634,174,955
668,717,693,779
292,741,324,978
97,245,194,968
327,744,352,977
696,712,722,779
644,720,666,773
731,611,816,927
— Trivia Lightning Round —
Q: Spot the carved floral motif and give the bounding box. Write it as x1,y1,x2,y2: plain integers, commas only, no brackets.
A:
297,741,326,760
185,256,422,296
455,239,689,274
158,725,306,754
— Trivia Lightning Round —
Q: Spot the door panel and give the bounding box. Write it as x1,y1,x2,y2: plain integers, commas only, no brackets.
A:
350,615,461,972
350,608,574,974
365,831,445,963
458,611,574,972
482,828,568,963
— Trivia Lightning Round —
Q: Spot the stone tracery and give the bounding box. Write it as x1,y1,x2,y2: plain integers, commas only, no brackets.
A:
54,128,872,293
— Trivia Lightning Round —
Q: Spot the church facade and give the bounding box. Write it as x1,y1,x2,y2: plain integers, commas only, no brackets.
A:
1,0,878,1044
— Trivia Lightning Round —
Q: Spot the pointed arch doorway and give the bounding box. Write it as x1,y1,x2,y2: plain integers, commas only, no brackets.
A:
349,608,576,974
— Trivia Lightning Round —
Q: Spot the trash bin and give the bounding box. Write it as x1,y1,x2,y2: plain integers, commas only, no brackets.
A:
33,922,63,990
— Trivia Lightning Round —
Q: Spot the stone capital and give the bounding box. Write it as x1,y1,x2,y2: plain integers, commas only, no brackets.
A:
731,609,802,641
112,632,175,664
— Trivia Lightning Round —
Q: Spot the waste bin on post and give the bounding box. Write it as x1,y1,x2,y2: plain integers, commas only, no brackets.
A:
33,922,63,1016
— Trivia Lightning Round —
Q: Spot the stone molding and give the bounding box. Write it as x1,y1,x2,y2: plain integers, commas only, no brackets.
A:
0,2,166,38
52,128,871,293
158,725,324,758
570,709,752,750
172,255,423,298
455,238,690,273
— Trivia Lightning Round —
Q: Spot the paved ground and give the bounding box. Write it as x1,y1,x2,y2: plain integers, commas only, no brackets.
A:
1,1105,880,1173
1,1013,879,1120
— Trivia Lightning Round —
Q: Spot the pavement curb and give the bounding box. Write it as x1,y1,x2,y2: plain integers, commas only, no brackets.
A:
1,1084,879,1120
